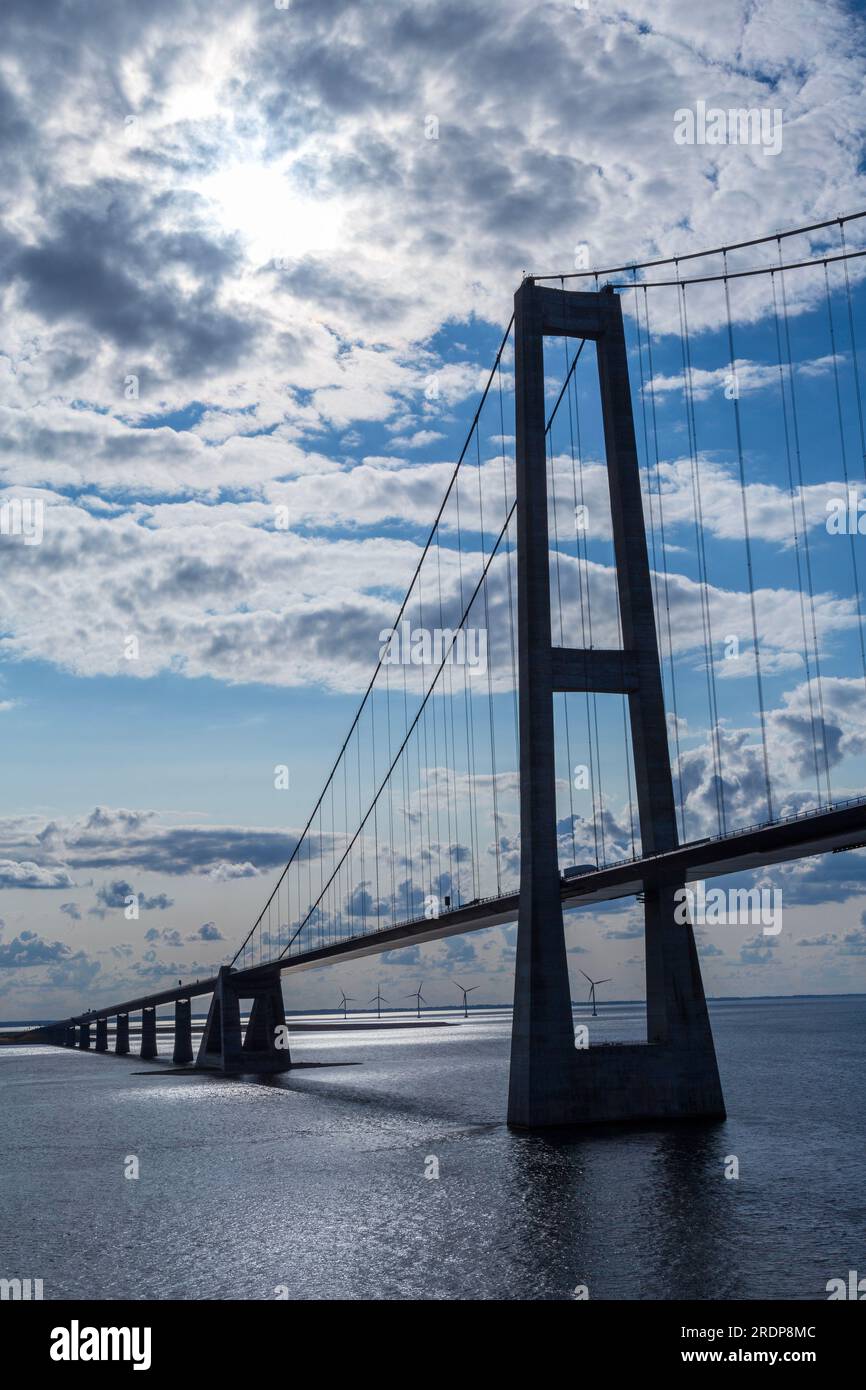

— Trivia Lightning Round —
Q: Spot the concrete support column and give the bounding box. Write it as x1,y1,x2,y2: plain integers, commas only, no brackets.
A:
196,966,291,1073
65,1026,76,1048
243,984,291,1069
172,999,193,1065
507,281,724,1127
508,280,581,1127
140,1006,157,1060
78,1021,91,1049
115,1013,129,1055
95,1017,108,1052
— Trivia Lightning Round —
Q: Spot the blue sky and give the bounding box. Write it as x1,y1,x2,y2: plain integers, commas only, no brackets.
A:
2,0,866,1017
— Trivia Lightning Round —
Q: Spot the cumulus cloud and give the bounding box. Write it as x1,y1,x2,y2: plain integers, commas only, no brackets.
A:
189,922,225,942
0,0,863,714
838,920,866,956
90,879,175,916
0,860,75,889
738,932,782,966
0,808,296,881
0,930,79,968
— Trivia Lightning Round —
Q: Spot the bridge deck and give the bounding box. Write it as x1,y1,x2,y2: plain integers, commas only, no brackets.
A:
248,796,866,975
41,797,865,1029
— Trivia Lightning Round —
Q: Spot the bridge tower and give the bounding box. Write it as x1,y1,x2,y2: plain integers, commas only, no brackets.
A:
508,280,725,1127
195,965,291,1073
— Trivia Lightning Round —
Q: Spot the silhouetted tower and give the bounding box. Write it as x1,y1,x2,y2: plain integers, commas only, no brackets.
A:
508,280,725,1127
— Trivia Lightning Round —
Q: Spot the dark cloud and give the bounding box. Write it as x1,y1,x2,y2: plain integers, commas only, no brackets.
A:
90,879,175,915
0,930,75,968
72,828,296,877
144,893,173,911
190,922,225,942
274,257,410,324
42,811,298,878
0,808,299,884
9,183,258,378
771,851,866,908
440,936,478,965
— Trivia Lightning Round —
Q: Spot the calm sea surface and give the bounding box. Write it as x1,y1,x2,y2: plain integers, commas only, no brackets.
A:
1,996,864,1300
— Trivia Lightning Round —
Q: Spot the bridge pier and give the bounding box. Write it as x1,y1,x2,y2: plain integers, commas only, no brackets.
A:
196,966,291,1073
172,999,193,1065
65,1026,76,1048
115,1013,129,1055
94,1017,108,1052
508,280,724,1128
140,1006,157,1060
78,1021,91,1050
38,1024,67,1046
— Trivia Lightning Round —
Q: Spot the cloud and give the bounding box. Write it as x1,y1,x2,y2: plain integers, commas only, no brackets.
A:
838,922,866,956
206,861,260,881
2,466,858,698
142,893,174,911
0,930,78,968
645,354,839,403
10,181,258,381
90,879,175,915
440,936,479,965
0,860,75,889
189,921,225,942
738,933,781,966
389,430,446,449
0,808,295,880
382,945,422,966
0,0,861,432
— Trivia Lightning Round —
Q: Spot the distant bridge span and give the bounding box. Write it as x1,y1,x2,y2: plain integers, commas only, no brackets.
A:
40,794,866,1027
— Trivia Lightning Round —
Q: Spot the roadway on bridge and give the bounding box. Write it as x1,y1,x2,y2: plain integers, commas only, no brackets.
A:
244,796,866,978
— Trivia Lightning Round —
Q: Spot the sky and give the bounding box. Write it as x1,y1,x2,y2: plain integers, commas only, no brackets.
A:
2,0,866,1019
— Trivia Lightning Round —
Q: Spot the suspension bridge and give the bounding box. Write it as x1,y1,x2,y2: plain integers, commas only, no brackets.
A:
26,212,866,1127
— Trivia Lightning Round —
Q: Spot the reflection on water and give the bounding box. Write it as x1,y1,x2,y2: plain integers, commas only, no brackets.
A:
0,997,863,1300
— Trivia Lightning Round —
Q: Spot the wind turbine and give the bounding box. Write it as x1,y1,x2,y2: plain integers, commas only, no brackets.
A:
368,983,390,1019
405,983,427,1018
453,979,479,1019
580,970,611,1019
338,990,356,1019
